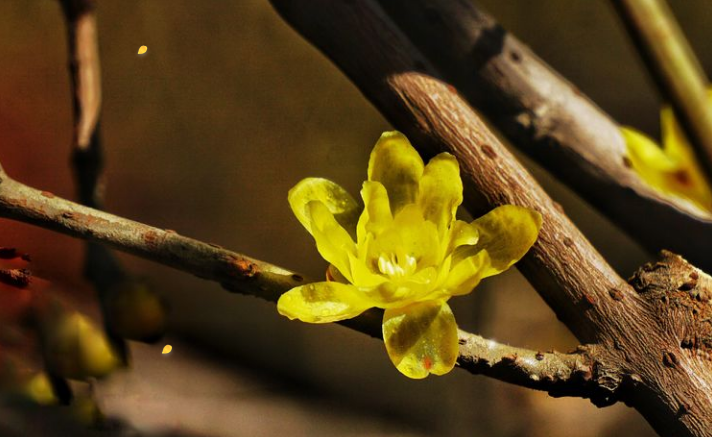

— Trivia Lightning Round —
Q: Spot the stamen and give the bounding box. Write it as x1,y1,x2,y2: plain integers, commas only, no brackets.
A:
377,252,418,278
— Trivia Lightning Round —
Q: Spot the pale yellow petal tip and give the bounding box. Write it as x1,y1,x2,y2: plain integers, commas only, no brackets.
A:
138,45,148,55
378,130,407,142
162,344,172,354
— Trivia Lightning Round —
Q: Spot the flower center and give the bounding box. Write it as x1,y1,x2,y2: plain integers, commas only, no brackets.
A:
377,252,417,278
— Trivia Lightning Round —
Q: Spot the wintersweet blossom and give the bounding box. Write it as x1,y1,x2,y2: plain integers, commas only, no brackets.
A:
621,92,712,212
278,131,541,379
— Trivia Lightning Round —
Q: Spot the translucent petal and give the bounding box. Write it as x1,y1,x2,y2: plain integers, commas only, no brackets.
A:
348,253,388,289
23,373,57,405
307,201,356,281
382,301,459,379
357,181,392,244
461,205,541,278
660,106,712,211
370,266,440,306
44,312,120,380
368,205,441,272
368,131,424,214
417,153,463,233
445,220,479,258
443,250,490,297
277,282,373,323
622,122,712,212
288,177,360,236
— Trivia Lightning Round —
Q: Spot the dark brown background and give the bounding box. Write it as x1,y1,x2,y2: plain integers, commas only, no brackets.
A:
2,1,710,436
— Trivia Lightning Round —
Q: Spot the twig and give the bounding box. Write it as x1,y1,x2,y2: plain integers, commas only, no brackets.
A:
376,0,712,271
58,0,101,157
611,0,712,184
457,333,602,400
0,167,605,398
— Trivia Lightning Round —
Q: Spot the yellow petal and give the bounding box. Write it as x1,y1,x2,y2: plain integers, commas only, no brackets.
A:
22,373,58,405
76,315,121,378
461,205,541,278
622,126,679,203
660,107,712,211
446,220,479,256
417,153,463,233
278,282,373,323
44,312,120,380
368,131,424,214
357,181,392,244
382,301,459,379
348,253,388,288
289,178,360,236
442,250,490,297
369,266,440,306
307,201,356,281
622,127,676,172
368,205,441,272
622,119,712,212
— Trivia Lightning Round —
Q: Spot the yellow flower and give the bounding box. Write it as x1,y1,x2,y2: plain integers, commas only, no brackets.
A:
621,92,712,212
278,131,541,379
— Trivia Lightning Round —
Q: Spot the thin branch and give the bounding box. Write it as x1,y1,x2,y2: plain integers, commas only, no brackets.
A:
457,333,604,400
58,0,101,156
376,0,712,271
0,168,604,398
611,0,712,183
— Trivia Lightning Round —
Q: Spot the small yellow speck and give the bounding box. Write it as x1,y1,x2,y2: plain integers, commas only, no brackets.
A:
138,45,148,55
162,345,172,354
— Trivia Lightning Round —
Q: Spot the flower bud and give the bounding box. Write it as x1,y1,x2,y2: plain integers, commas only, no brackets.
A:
42,311,120,380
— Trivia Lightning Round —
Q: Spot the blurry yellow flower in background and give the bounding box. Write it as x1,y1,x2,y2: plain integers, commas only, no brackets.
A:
278,131,541,379
622,92,712,212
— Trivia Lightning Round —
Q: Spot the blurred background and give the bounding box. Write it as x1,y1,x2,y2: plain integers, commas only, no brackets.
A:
1,0,710,435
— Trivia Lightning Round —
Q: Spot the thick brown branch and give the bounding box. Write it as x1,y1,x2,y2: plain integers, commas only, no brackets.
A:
611,0,712,183
376,0,712,271
0,170,606,398
269,1,712,434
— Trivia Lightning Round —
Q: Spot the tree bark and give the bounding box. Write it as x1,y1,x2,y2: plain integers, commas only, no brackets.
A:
269,1,712,435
